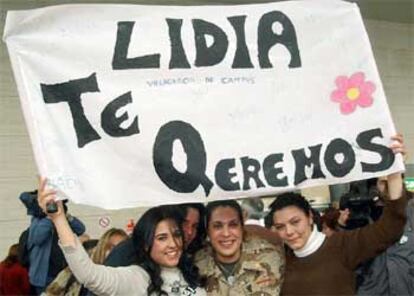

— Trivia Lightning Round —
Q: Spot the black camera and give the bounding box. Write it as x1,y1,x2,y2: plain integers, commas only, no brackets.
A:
340,192,375,229
339,179,382,230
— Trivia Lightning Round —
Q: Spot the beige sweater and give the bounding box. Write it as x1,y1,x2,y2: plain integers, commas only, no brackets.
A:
60,239,206,296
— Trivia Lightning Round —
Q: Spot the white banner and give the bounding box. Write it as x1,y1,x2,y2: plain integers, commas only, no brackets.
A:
3,0,404,209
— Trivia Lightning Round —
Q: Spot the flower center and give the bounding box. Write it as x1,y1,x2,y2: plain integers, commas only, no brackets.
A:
346,87,360,101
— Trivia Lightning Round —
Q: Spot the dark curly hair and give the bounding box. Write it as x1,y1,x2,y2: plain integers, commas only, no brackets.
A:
266,192,312,228
132,204,204,295
205,199,244,229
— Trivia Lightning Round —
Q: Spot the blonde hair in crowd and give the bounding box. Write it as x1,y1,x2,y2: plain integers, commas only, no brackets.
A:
91,228,128,264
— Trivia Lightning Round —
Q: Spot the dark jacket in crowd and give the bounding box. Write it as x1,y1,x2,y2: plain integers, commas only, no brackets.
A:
103,238,136,267
356,198,414,295
0,261,30,295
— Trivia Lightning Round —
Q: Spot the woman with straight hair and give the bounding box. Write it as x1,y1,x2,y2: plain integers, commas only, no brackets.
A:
267,134,407,295
37,178,206,296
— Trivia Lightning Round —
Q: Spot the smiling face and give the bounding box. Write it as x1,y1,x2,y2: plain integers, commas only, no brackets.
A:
182,207,200,248
150,219,183,267
272,206,313,250
208,206,243,264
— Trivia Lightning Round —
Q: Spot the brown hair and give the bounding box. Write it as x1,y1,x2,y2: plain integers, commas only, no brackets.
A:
2,244,19,267
321,207,340,231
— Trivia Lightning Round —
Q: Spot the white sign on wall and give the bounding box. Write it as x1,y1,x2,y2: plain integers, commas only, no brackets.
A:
3,0,404,209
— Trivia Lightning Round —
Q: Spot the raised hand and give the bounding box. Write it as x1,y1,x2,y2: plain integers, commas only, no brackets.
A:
390,133,406,156
387,134,405,200
37,177,65,219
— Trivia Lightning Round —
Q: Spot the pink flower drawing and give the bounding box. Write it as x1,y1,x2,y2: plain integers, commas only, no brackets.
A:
330,72,376,114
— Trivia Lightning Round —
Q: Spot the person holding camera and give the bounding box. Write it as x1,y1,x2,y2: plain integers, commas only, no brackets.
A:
267,134,407,295
21,191,86,295
354,176,414,295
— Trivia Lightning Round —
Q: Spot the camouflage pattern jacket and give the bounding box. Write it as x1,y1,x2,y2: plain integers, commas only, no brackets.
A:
194,235,285,296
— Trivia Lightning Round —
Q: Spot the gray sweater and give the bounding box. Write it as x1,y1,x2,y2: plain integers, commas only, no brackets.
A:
60,238,206,296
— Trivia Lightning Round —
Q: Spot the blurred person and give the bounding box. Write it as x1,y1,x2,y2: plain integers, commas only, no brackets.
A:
102,236,136,268
38,181,206,295
19,190,86,294
242,197,282,246
181,203,206,255
195,199,285,295
267,134,406,295
27,195,85,295
321,207,340,237
18,190,42,269
355,177,414,295
241,197,266,226
0,243,30,295
90,228,127,265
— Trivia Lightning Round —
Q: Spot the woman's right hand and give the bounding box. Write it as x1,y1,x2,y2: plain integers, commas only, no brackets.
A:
38,177,77,246
38,177,65,221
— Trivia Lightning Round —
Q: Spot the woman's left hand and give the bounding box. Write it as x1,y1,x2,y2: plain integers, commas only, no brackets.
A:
387,133,406,200
390,133,406,156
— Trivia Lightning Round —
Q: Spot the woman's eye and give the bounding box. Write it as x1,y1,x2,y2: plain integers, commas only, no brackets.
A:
229,221,240,228
212,224,222,230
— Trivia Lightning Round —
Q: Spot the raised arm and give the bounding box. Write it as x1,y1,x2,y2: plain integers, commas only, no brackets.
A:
387,133,405,201
341,134,407,269
37,177,76,247
37,178,148,295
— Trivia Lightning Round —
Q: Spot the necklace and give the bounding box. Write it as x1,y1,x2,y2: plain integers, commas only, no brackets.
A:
216,261,238,286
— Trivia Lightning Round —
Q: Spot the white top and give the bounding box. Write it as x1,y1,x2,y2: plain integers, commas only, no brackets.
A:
294,226,326,258
60,238,206,296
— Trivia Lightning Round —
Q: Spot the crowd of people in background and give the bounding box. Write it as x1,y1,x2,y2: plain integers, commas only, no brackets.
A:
0,134,413,295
